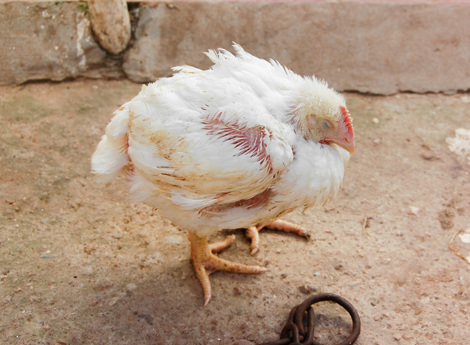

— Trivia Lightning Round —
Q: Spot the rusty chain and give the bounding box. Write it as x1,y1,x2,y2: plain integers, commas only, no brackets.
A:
258,293,361,345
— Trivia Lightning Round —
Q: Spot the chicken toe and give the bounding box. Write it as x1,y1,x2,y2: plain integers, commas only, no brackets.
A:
188,232,266,305
246,219,310,255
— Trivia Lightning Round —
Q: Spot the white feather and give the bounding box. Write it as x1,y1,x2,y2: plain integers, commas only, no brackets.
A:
91,103,130,183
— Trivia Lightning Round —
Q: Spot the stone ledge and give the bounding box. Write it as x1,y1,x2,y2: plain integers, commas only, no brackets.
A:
1,1,470,94
123,1,470,95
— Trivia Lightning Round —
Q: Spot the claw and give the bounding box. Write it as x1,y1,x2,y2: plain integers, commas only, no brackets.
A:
188,232,266,305
245,219,309,254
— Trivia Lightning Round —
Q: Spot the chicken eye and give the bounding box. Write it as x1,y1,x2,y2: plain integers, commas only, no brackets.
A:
321,120,332,130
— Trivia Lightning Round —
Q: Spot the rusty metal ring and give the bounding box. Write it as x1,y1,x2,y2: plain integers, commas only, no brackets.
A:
259,293,361,345
280,323,301,344
293,293,360,345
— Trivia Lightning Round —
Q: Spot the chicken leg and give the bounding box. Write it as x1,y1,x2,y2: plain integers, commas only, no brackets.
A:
188,232,266,305
246,219,310,255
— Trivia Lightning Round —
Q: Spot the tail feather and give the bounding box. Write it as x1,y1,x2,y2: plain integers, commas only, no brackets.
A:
91,103,130,183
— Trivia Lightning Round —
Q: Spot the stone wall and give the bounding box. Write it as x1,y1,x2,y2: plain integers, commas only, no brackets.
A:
1,1,470,94
0,2,123,84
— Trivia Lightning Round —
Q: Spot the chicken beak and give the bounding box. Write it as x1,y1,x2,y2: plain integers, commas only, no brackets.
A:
338,136,355,154
323,135,355,154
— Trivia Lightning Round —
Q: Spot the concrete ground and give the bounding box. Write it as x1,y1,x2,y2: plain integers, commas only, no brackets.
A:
1,79,470,345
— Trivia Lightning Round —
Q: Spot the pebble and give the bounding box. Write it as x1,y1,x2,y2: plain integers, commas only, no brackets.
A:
458,230,470,243
298,284,317,294
108,296,120,306
421,152,438,161
409,206,420,216
126,283,138,292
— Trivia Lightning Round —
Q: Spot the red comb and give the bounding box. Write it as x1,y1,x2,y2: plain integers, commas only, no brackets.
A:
340,106,354,136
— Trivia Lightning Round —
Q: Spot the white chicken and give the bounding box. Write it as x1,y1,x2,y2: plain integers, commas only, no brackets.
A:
91,44,355,305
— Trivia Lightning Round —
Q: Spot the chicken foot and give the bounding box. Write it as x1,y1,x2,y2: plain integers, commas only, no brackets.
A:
188,232,266,305
246,219,310,255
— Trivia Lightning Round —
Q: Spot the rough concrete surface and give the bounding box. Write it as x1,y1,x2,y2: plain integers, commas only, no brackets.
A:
2,1,470,94
123,1,470,95
1,79,470,344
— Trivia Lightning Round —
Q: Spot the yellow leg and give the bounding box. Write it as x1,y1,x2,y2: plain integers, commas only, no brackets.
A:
188,232,266,306
246,219,310,255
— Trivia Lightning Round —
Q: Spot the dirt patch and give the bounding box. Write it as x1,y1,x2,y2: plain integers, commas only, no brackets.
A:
1,80,470,345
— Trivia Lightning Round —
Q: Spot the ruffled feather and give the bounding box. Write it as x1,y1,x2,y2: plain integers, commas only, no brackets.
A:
92,44,349,236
